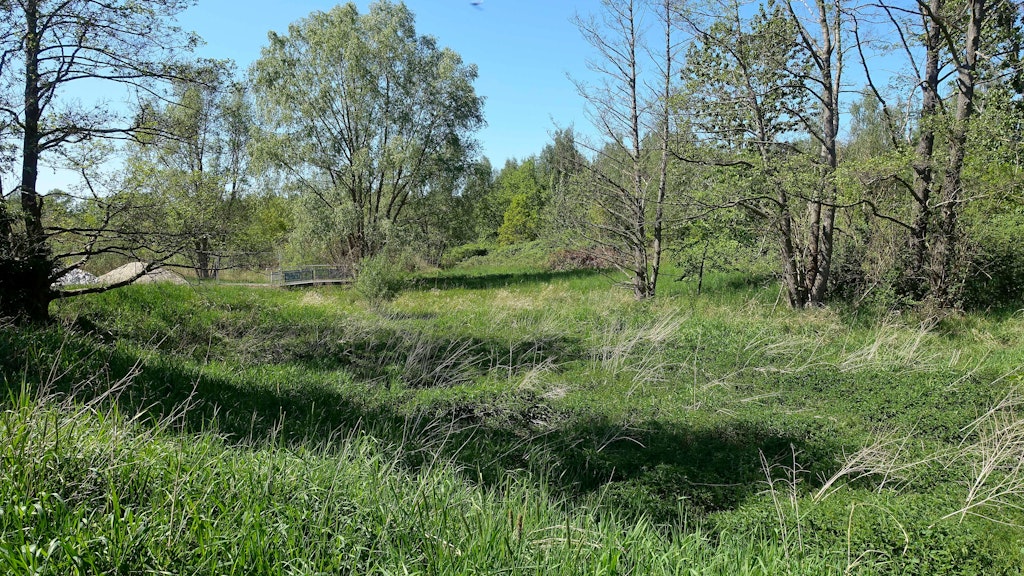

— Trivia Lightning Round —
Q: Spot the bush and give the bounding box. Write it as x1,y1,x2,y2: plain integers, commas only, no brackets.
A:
355,253,408,304
441,242,492,268
497,193,539,246
545,246,616,271
963,214,1024,309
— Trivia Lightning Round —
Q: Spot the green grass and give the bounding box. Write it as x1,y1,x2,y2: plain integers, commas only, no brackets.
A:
2,266,1024,574
0,384,855,575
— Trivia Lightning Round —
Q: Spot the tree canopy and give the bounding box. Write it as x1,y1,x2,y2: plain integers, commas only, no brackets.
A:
0,0,200,321
250,0,484,262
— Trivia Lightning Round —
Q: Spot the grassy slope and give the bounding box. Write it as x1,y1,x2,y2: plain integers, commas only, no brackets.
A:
2,262,1023,574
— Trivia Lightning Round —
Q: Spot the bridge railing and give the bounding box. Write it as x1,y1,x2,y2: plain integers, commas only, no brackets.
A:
269,265,352,286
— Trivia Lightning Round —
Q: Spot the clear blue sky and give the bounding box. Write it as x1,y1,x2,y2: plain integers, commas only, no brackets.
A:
179,0,602,167
35,0,893,192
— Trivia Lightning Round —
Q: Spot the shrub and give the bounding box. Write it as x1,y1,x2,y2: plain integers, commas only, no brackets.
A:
963,214,1024,309
441,242,492,268
497,193,540,245
355,253,408,304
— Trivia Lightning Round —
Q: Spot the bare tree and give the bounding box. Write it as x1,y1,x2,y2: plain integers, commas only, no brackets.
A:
573,0,677,299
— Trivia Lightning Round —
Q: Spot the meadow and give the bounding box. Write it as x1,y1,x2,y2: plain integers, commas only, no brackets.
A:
2,258,1023,574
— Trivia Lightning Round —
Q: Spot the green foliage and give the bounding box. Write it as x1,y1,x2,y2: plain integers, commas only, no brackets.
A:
483,158,548,244
281,193,359,266
441,241,492,268
963,212,1024,308
684,1,807,150
354,252,409,304
670,204,773,292
123,67,259,279
497,193,539,245
232,192,292,269
251,0,483,260
448,239,560,271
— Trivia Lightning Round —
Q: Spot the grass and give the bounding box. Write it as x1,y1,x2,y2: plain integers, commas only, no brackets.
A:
0,383,852,575
2,263,1024,574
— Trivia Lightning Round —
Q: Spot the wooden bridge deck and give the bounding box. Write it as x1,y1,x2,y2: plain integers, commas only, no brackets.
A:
269,265,352,287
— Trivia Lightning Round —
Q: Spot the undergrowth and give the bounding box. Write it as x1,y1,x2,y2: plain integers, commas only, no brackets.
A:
0,267,1022,574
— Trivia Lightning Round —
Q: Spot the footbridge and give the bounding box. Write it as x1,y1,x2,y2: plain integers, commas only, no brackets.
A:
269,265,352,287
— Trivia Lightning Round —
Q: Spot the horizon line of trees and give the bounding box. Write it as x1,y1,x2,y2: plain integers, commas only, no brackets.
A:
1,0,1022,321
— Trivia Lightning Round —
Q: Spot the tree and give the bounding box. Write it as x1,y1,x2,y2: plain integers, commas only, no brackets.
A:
127,68,255,279
538,128,587,196
495,158,545,245
0,0,199,322
537,128,588,242
573,0,677,299
929,0,990,304
852,0,1021,306
461,157,496,241
250,1,484,263
498,192,539,245
783,0,845,305
682,0,819,307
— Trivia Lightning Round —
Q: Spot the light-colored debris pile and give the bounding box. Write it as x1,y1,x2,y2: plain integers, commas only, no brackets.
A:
51,269,99,287
96,262,188,285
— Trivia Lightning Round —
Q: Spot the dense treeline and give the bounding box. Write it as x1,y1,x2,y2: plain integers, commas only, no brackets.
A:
0,0,1021,320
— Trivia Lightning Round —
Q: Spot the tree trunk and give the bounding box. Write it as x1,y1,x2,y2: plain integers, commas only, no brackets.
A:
0,247,53,323
779,189,806,308
929,0,986,305
195,236,212,279
650,0,673,299
808,0,840,306
908,0,942,299
625,0,654,300
3,0,55,322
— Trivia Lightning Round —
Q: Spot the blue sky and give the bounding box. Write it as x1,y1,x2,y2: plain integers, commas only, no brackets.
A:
32,0,902,192
179,0,603,167
33,0,602,191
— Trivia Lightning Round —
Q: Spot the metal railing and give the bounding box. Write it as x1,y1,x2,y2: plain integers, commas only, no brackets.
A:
269,265,352,286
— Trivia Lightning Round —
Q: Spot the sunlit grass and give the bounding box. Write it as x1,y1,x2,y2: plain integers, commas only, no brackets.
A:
1,266,1021,574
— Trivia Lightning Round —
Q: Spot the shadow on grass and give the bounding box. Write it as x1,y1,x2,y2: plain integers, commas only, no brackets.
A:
218,322,587,388
442,406,842,524
416,268,612,291
0,324,845,526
